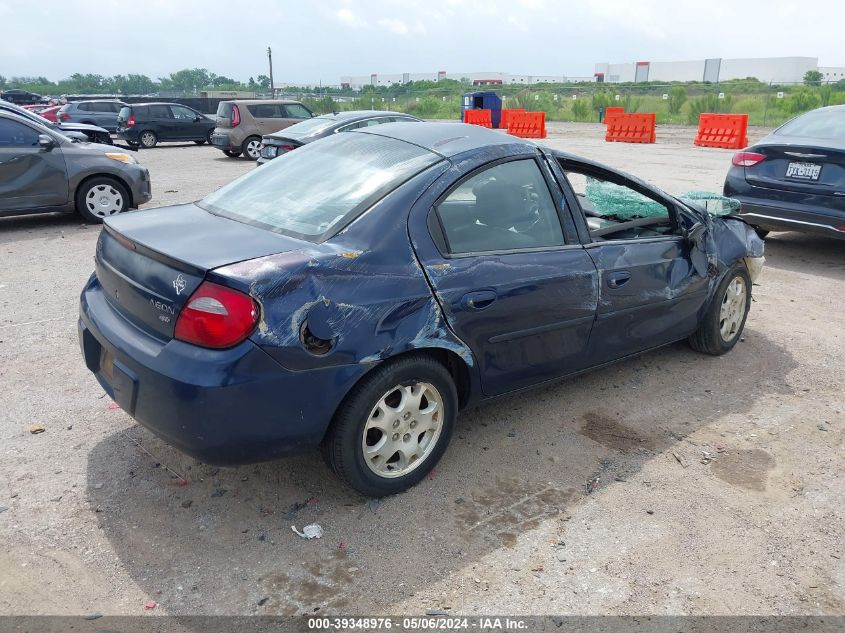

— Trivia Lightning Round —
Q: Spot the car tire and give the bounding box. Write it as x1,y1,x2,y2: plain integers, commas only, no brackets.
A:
75,176,130,224
241,135,262,160
688,262,752,356
139,130,158,149
223,150,241,158
321,354,458,497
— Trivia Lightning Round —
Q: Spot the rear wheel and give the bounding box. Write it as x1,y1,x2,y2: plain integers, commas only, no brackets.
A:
75,177,130,223
322,354,457,497
223,149,241,158
139,130,158,149
241,135,262,160
688,263,751,356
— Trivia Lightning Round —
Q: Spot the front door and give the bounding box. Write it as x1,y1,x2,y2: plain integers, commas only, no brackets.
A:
413,155,599,396
169,105,204,141
554,156,710,363
0,118,67,211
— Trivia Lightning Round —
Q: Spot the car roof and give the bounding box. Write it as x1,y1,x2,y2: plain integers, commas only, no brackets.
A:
225,99,304,105
355,121,530,157
316,110,418,122
125,102,196,107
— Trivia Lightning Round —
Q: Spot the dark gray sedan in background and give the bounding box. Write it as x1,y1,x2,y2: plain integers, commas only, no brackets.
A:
724,105,845,240
0,111,151,223
256,110,421,165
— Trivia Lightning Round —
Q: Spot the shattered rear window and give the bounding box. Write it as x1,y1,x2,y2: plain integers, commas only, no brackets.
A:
199,133,440,242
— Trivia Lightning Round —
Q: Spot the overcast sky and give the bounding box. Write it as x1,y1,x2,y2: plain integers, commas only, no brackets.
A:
1,0,842,84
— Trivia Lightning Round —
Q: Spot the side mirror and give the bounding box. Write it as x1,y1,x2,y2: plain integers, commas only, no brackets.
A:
38,134,55,151
685,222,707,244
194,115,202,122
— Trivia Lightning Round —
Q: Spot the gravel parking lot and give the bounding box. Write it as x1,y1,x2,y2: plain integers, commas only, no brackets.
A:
0,122,842,617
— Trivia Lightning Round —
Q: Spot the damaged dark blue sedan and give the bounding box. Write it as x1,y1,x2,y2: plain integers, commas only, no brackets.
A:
79,122,764,496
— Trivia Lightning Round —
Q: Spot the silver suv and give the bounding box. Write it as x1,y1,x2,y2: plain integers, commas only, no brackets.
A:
57,100,128,133
210,100,313,159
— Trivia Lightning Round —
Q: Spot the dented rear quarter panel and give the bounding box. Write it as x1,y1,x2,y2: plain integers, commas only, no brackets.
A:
211,160,476,397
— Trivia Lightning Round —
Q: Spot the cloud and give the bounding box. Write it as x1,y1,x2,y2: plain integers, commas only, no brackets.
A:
378,17,409,34
335,7,369,28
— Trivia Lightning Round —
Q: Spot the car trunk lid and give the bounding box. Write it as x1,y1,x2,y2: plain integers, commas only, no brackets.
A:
95,203,304,339
745,138,845,201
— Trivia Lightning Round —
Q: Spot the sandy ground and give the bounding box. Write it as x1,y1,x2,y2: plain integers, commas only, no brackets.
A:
0,122,842,617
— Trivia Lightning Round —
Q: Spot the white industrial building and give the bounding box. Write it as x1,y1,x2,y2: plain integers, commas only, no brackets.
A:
593,57,836,84
339,71,591,89
339,57,845,89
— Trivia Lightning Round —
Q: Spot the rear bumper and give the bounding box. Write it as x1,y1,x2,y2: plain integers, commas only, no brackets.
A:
725,172,845,239
78,275,358,465
116,128,139,142
210,131,239,152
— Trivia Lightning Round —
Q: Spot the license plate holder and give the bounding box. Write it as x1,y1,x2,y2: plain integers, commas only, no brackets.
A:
785,162,822,181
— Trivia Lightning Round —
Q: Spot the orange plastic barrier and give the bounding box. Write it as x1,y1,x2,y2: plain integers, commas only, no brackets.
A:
605,112,656,144
694,113,749,149
507,111,547,139
499,108,526,130
463,109,492,128
604,106,624,124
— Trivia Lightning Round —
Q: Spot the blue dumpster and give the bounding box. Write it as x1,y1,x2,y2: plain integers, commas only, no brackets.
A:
462,91,503,128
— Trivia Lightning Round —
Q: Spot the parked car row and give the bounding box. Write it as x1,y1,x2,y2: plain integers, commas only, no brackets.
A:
0,110,150,222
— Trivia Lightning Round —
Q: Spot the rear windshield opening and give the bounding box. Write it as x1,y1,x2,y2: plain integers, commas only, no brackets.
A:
216,102,235,119
198,132,440,242
776,108,845,140
278,116,338,137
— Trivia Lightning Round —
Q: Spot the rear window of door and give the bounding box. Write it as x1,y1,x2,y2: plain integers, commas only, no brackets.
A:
148,105,172,119
434,158,566,254
247,104,282,118
282,104,312,119
170,105,197,120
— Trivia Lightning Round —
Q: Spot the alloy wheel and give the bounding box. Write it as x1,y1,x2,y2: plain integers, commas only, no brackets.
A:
362,382,443,478
719,276,746,342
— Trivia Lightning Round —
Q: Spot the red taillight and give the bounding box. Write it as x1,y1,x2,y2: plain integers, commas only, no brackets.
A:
279,143,297,152
127,115,135,128
174,281,258,349
231,104,240,127
732,151,766,167
59,112,71,121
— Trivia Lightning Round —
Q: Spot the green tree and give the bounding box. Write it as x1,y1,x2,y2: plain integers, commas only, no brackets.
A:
668,86,687,115
256,74,271,90
0,75,6,89
803,70,823,86
160,68,212,93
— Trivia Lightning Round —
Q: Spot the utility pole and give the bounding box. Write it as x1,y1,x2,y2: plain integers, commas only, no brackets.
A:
267,47,274,97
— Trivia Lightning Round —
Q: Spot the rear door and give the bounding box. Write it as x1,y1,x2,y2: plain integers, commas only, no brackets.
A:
247,103,281,135
146,104,174,140
0,117,68,211
411,153,599,396
553,155,709,363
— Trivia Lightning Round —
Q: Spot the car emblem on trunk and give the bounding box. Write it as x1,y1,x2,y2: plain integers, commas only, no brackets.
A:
173,274,186,295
